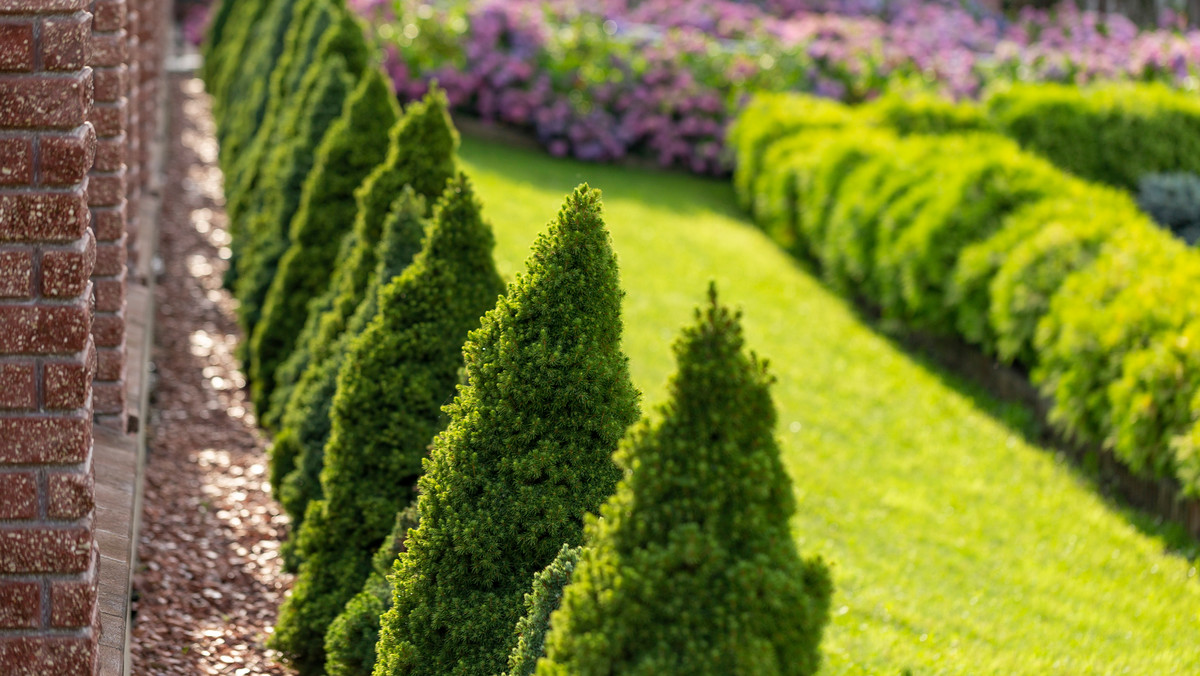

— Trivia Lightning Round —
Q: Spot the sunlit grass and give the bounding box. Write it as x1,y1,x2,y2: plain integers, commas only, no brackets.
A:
460,135,1200,675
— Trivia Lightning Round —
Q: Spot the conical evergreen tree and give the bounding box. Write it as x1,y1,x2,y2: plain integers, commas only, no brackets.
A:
273,191,428,568
232,46,354,340
265,87,457,458
373,185,641,676
250,68,401,423
271,175,504,675
204,0,272,120
325,502,421,676
504,545,581,676
215,0,296,162
536,287,833,676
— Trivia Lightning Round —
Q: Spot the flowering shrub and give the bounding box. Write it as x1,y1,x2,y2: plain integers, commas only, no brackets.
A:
354,0,1200,174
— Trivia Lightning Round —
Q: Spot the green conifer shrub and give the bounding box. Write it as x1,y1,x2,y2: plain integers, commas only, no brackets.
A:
232,48,353,340
504,545,581,676
537,287,833,676
325,502,421,676
264,87,457,446
203,0,270,119
271,175,504,675
199,0,252,91
274,191,428,568
250,68,401,420
373,185,640,676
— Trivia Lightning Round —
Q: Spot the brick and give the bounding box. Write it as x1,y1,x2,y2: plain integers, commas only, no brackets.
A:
92,240,125,275
92,0,127,32
0,526,91,573
88,29,125,69
0,0,89,12
43,345,94,410
50,579,95,627
0,21,33,72
92,273,124,313
90,311,122,348
85,169,124,207
90,205,123,241
0,249,32,297
0,471,36,519
0,362,34,409
0,136,32,185
0,299,91,354
0,416,90,464
87,98,124,138
40,231,95,298
40,13,91,72
47,470,93,520
0,636,96,676
0,581,39,628
91,64,126,103
0,188,89,242
39,123,96,186
91,380,122,415
94,345,120,381
0,71,92,130
92,135,125,172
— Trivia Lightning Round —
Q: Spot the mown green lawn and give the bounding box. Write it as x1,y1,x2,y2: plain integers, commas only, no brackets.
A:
459,135,1200,675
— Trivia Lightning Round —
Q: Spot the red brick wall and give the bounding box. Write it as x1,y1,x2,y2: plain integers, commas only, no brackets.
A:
0,0,102,672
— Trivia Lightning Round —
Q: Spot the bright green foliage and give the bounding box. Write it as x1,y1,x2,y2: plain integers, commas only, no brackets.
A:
504,545,580,676
232,49,353,341
204,0,271,118
326,502,421,676
1169,395,1200,496
251,68,401,422
795,130,897,257
264,87,457,439
271,175,504,675
987,82,1200,189
214,0,296,167
861,91,988,135
274,192,428,572
1033,228,1200,453
199,0,249,89
374,185,640,676
537,288,832,676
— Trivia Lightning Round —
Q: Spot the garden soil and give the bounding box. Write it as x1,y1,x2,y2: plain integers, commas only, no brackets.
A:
130,74,293,675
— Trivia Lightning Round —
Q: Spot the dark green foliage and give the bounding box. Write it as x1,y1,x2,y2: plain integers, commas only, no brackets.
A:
199,0,248,88
204,0,271,116
265,87,457,455
272,191,428,569
504,545,581,676
271,175,504,675
251,68,401,423
326,503,421,676
232,49,353,342
987,82,1200,189
537,287,832,676
1137,172,1200,244
374,185,640,676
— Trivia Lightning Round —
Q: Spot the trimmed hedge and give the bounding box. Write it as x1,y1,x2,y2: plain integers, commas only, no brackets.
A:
271,175,504,675
732,90,1200,497
537,288,832,675
264,86,458,433
265,90,456,511
250,67,401,420
273,191,428,570
986,82,1200,190
374,186,640,676
503,545,580,676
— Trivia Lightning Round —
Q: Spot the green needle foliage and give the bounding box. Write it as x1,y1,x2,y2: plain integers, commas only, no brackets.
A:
274,191,427,569
537,286,832,676
325,502,421,676
373,185,640,676
504,545,581,676
271,175,504,676
251,67,401,422
215,0,295,165
265,87,457,455
205,0,272,122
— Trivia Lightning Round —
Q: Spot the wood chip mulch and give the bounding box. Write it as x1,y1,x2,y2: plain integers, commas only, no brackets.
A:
130,73,294,676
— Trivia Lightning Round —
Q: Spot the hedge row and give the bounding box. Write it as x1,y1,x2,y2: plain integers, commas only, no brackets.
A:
207,4,831,675
731,91,1200,497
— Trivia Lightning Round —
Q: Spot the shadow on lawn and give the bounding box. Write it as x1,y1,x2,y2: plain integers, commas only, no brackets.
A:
461,132,1200,565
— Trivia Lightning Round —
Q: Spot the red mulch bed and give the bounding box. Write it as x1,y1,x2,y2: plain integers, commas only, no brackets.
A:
130,74,293,676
